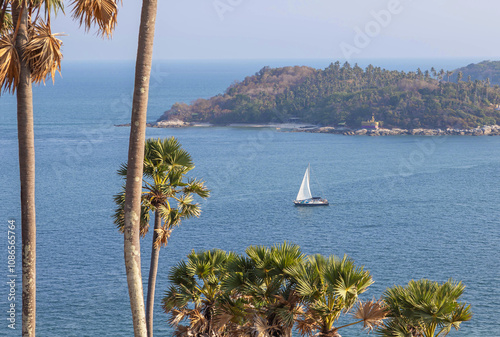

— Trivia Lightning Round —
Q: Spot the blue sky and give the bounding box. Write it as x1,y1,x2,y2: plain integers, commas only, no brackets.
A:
51,0,500,61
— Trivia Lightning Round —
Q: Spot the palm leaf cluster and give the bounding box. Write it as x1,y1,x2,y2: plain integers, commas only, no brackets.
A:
290,254,382,337
378,279,472,337
114,136,209,249
24,20,62,84
164,249,238,337
163,243,387,337
0,0,118,93
0,31,19,91
71,0,118,37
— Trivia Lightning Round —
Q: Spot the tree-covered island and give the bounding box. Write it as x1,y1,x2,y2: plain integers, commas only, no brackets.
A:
156,61,500,131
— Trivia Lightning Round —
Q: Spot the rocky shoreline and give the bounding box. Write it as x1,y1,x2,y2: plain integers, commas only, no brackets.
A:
307,125,500,136
117,120,500,136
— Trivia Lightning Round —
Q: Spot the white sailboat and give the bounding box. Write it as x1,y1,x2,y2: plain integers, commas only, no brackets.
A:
293,165,329,206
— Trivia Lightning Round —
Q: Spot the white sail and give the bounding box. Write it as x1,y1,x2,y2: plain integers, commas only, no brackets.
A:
296,165,312,200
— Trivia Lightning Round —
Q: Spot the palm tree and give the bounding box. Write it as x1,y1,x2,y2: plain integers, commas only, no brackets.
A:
446,70,454,82
378,279,472,337
289,254,385,337
115,137,209,337
456,72,463,100
223,242,306,337
438,69,445,82
485,77,491,102
1,1,116,335
430,67,437,79
121,0,159,335
11,4,37,336
162,249,237,337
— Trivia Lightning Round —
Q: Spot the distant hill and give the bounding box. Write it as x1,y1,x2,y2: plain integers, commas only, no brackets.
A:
451,60,500,85
157,61,500,129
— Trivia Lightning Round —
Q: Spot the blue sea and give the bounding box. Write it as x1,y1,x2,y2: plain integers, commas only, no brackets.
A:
0,59,499,336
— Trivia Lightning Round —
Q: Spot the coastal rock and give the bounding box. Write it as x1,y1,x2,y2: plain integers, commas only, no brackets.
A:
482,126,491,135
317,127,336,133
411,128,435,136
155,119,189,128
490,126,500,135
142,121,500,136
390,128,408,135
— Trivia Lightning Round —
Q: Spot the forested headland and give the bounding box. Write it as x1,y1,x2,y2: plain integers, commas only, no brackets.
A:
157,61,500,129
451,60,500,85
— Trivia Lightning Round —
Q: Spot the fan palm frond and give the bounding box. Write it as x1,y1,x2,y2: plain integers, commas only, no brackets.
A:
252,314,275,337
167,308,190,327
292,253,376,335
177,195,201,219
30,0,65,19
161,137,193,167
71,0,118,37
352,299,388,331
295,307,321,337
42,0,65,16
153,225,172,249
271,241,305,274
0,31,20,93
117,162,127,177
183,178,210,198
376,317,415,337
188,308,207,329
113,186,151,237
213,295,250,332
24,20,63,84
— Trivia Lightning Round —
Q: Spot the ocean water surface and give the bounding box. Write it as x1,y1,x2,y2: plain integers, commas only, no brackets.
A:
0,59,499,336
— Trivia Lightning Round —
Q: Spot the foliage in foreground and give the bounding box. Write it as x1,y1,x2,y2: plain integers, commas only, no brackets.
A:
378,279,472,337
163,243,472,337
162,243,387,337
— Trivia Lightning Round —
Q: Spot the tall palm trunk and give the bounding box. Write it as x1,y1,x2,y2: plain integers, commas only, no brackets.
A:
123,0,158,336
13,3,36,336
146,211,161,337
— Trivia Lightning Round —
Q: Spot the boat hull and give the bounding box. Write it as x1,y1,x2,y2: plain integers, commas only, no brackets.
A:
294,198,329,206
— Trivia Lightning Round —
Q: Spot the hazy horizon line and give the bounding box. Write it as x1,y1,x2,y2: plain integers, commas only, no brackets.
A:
61,56,497,62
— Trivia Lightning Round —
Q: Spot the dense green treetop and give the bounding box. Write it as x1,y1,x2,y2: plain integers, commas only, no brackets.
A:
158,61,500,129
